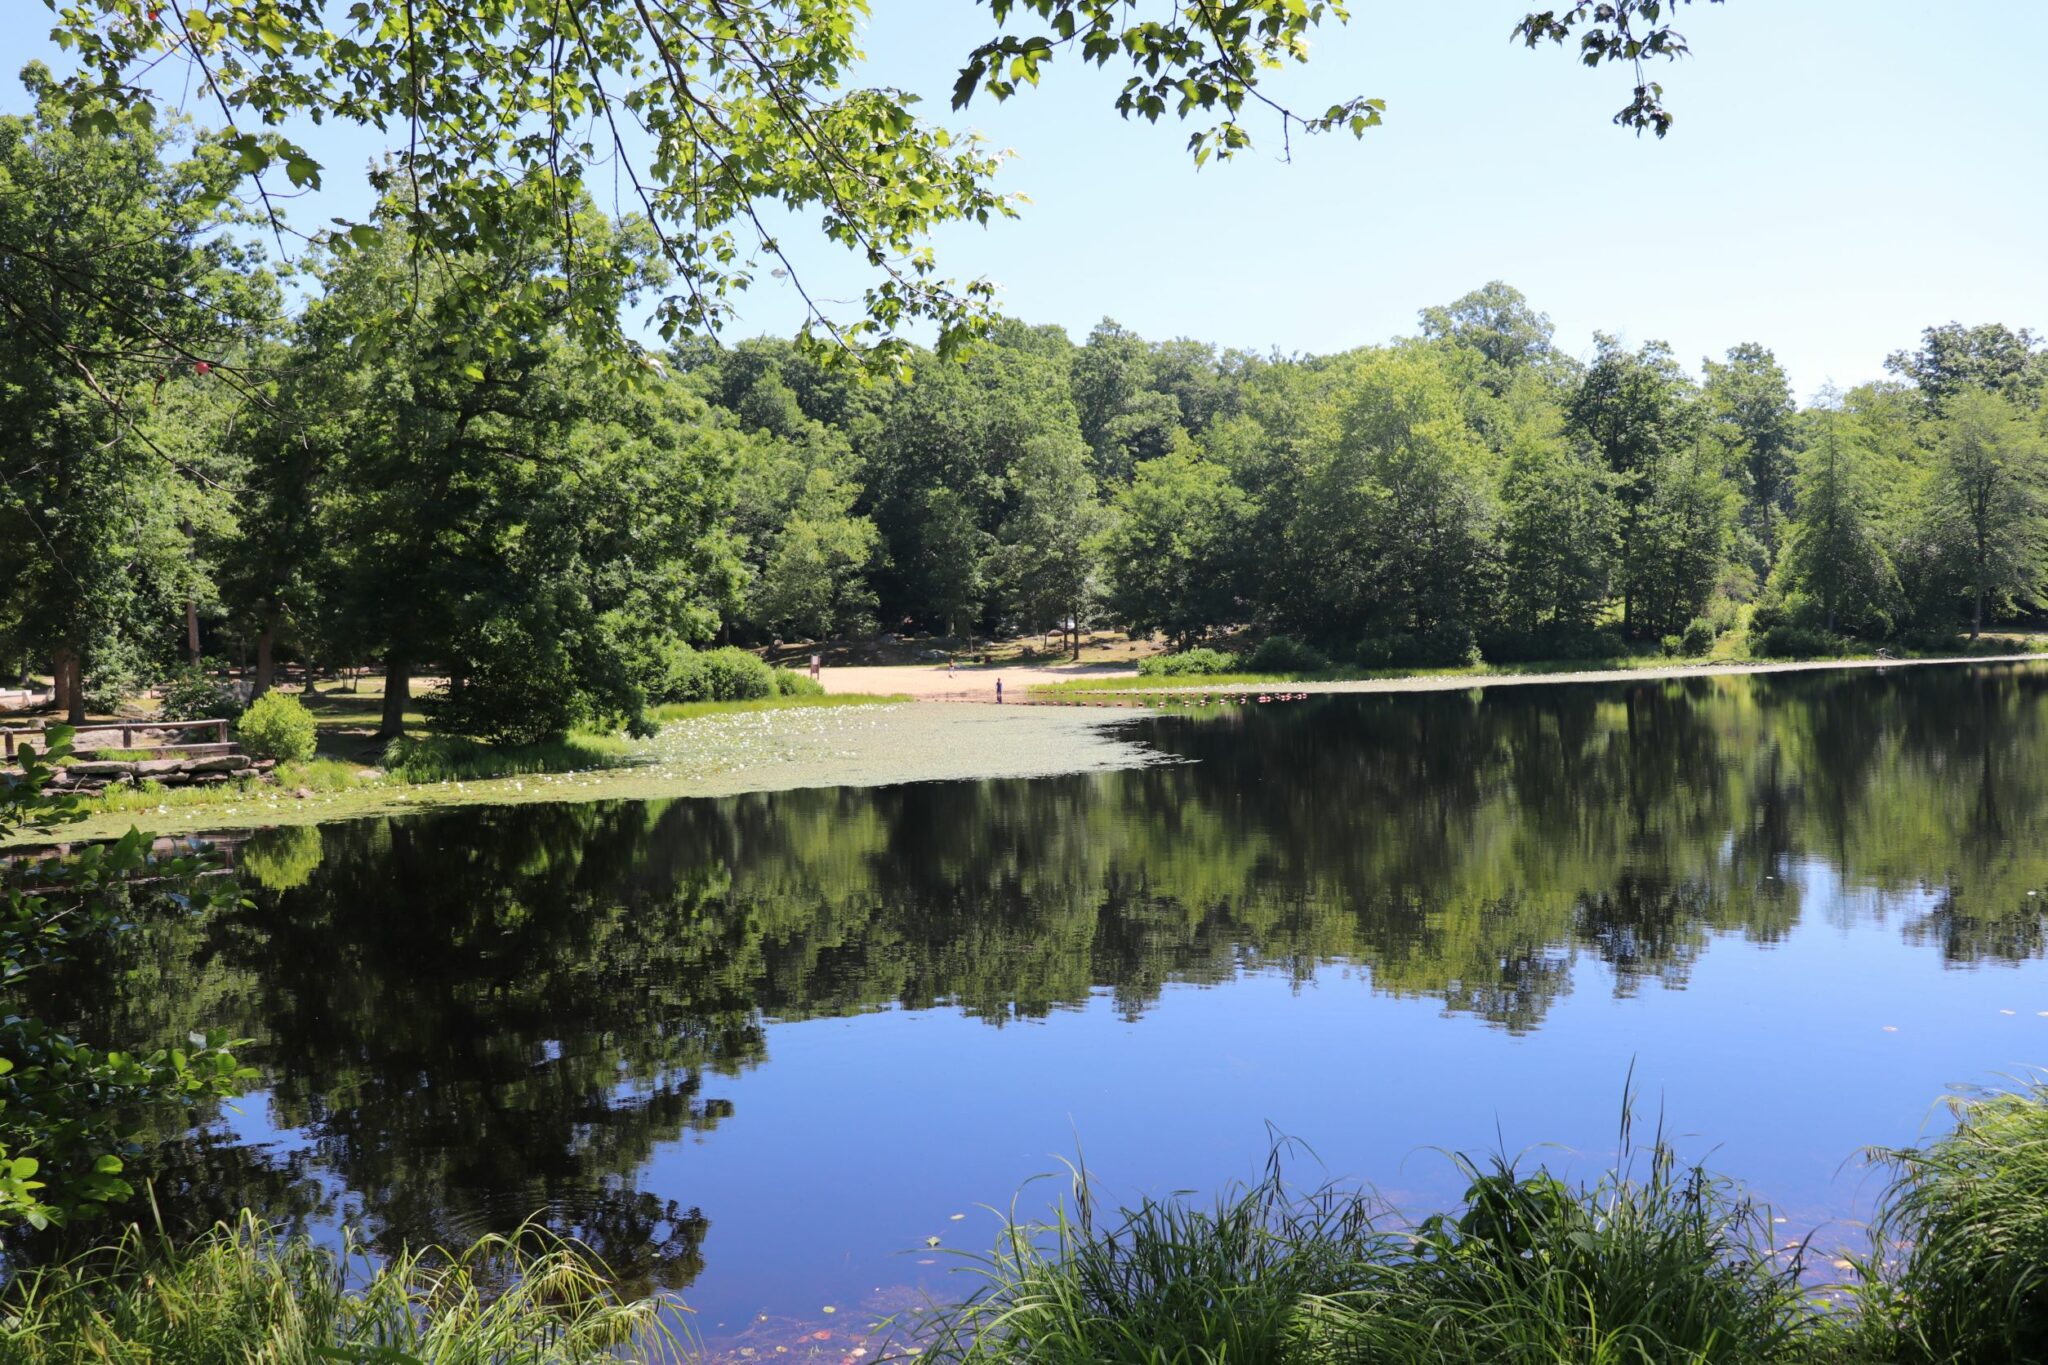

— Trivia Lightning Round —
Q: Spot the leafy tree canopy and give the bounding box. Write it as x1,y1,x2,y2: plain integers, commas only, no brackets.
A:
36,0,1729,370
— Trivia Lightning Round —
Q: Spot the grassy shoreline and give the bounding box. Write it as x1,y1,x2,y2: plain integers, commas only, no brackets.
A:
7,695,908,846
17,653,2048,845
11,1081,2046,1362
6,700,1153,846
1028,647,2048,696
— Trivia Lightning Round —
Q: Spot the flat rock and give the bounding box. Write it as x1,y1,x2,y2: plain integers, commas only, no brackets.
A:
68,760,137,778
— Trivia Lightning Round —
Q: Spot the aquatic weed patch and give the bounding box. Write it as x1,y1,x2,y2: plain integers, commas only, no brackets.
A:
17,702,1164,844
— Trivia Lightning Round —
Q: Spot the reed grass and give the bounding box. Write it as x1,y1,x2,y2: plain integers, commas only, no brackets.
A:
1849,1078,2048,1364
914,1101,1876,1365
0,1213,692,1364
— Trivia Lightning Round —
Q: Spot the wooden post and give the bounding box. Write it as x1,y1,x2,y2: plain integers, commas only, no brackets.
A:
215,718,228,746
122,724,133,749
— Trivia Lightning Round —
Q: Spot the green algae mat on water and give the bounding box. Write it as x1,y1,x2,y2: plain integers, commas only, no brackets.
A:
22,703,1164,845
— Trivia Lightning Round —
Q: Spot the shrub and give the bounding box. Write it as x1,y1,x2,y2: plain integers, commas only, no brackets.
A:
1751,624,1843,659
694,646,776,701
82,637,149,714
1703,595,1743,636
1478,626,1626,665
158,662,244,722
1660,633,1684,657
648,645,777,704
1896,627,1965,654
1244,636,1329,674
235,692,318,763
1354,625,1480,670
773,669,825,697
1137,648,1239,677
1417,623,1481,667
1680,617,1717,657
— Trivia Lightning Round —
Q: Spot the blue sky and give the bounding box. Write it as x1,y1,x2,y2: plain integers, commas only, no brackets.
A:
13,2,2047,397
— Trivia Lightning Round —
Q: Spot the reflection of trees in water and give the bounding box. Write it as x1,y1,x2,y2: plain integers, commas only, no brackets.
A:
46,664,2048,1272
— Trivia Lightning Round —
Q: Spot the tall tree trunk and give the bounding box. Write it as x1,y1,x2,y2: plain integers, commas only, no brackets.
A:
55,648,85,724
378,654,410,739
50,648,72,716
185,598,201,665
253,622,276,699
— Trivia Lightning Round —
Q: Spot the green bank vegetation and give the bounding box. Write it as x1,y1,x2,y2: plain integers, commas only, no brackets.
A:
0,1217,687,1364
28,694,907,832
1031,632,2046,695
6,1084,2045,1363
918,1085,2048,1365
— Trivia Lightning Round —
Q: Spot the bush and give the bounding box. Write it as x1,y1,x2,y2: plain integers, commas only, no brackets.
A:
773,669,824,697
83,636,150,714
1893,627,2015,656
235,692,318,763
1478,626,1627,665
1660,633,1684,657
1353,625,1480,670
428,656,582,747
1896,627,1965,654
1680,617,1717,657
694,646,777,701
158,661,244,722
645,644,777,704
1244,636,1330,674
1750,624,1844,659
1137,648,1240,677
1703,595,1743,636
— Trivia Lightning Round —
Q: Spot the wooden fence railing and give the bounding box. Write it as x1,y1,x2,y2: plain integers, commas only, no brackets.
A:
0,718,232,762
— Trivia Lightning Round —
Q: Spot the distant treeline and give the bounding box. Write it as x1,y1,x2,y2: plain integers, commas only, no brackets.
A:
683,291,2048,670
5,72,2046,743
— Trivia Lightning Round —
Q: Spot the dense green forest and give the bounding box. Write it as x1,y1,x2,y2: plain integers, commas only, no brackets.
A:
5,71,2046,744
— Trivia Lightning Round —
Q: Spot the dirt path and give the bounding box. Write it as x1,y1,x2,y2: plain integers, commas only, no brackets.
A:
817,661,1138,700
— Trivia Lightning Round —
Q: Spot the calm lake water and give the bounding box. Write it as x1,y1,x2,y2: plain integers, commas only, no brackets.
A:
55,663,2048,1350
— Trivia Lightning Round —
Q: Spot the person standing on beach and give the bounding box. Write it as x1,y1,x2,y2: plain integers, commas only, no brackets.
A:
810,653,821,683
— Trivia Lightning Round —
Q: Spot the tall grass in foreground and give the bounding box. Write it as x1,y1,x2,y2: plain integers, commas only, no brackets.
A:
1852,1079,2048,1364
921,1118,1830,1365
0,1214,691,1364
